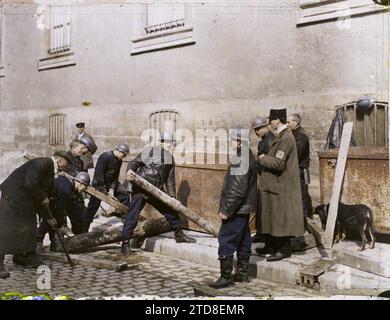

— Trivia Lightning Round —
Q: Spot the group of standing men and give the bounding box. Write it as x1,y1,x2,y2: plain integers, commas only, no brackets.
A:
211,108,311,288
0,123,196,279
0,111,310,285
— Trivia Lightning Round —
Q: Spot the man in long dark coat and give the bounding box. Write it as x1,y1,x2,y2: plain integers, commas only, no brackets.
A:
258,108,305,262
0,151,69,278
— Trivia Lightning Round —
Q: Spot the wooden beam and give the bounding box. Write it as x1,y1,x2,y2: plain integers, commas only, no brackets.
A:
52,217,171,253
39,251,129,272
306,217,324,244
126,169,219,237
323,122,353,250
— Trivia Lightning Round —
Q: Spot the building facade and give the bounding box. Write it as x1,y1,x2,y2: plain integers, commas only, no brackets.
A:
0,0,389,206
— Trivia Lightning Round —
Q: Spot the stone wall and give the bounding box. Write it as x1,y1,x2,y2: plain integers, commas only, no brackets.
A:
0,0,389,207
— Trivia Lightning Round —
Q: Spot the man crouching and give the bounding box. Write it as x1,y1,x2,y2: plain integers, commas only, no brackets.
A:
210,128,257,289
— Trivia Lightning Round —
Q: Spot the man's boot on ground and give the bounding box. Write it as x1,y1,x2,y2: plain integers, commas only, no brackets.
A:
175,230,196,243
233,257,250,282
255,234,275,257
12,253,28,266
25,251,43,268
0,255,10,279
121,240,133,256
210,257,234,289
266,237,291,262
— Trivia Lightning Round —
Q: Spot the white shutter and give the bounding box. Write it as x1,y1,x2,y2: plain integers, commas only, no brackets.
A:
49,7,71,54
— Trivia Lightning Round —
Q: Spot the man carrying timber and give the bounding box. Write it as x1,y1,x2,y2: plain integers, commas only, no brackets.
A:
121,131,196,256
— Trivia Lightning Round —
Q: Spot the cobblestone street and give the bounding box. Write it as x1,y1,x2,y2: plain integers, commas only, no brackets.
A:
0,247,323,300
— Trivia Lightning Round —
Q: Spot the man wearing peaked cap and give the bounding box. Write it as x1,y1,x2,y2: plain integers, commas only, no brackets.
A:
256,108,305,262
74,122,97,171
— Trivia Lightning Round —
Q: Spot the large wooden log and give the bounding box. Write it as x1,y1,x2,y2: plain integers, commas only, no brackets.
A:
52,217,171,253
126,169,219,237
23,151,129,214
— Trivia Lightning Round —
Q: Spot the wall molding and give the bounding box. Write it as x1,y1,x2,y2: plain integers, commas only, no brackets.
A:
131,25,195,55
38,52,76,71
297,0,387,26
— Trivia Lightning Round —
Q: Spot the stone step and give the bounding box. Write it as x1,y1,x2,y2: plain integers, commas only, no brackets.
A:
332,241,390,278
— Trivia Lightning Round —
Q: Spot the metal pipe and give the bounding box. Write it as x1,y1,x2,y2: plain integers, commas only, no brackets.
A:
374,104,377,146
353,104,357,143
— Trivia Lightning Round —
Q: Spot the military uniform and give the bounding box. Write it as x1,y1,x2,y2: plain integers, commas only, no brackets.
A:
292,125,311,218
259,125,305,258
85,151,123,231
0,158,54,260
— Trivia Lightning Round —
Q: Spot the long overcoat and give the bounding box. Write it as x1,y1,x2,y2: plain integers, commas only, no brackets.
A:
259,128,305,237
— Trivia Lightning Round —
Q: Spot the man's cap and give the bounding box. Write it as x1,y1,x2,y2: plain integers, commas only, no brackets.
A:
53,150,72,163
76,122,85,128
268,108,287,121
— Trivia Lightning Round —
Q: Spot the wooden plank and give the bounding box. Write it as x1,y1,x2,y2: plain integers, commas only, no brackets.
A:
127,169,219,236
302,218,324,245
22,151,129,214
39,251,129,272
323,122,353,250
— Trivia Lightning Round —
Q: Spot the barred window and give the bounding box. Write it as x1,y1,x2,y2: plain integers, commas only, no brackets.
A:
49,7,71,55
149,109,179,143
49,113,66,146
145,3,185,34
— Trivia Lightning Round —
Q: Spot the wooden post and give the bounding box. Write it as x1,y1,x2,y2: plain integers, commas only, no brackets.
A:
323,122,353,250
22,151,129,214
127,169,219,237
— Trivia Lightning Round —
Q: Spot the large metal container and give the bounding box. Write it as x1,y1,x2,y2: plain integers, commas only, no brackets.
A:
318,146,390,234
122,153,257,234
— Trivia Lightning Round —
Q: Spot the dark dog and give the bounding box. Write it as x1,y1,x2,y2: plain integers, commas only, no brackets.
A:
314,203,375,251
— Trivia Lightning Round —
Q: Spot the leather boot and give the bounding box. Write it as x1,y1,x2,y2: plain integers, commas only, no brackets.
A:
121,241,133,256
0,255,10,279
233,257,250,282
13,253,28,266
175,230,196,243
25,251,43,268
255,234,275,256
266,237,291,262
210,257,234,289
